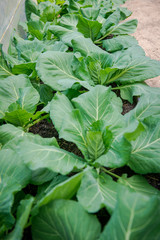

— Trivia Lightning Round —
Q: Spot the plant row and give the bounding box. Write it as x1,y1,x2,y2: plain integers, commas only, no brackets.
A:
0,0,160,239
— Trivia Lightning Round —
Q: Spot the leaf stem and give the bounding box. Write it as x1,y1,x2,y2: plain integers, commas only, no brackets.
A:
101,167,120,179
24,113,49,131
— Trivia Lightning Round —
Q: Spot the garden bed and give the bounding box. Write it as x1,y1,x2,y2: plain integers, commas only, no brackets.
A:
0,0,160,239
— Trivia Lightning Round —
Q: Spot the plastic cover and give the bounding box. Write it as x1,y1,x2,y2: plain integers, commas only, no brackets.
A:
0,0,36,52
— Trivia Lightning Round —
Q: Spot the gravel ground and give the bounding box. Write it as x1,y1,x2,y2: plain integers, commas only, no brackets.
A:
124,0,160,87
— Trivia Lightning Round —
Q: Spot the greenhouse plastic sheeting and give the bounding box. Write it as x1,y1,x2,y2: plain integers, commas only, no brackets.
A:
0,0,36,52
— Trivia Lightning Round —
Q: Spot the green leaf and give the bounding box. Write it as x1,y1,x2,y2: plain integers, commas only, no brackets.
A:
17,140,85,175
50,92,74,132
0,149,31,229
25,0,39,21
12,62,36,75
95,134,131,168
77,16,102,41
0,124,58,149
5,196,34,240
33,172,83,214
0,75,38,119
49,25,83,46
4,109,33,127
86,130,105,160
114,82,160,104
60,13,78,30
80,7,100,20
27,20,44,40
72,37,105,56
32,199,101,240
100,185,160,240
36,51,91,91
0,44,13,80
38,84,54,104
72,85,122,127
44,41,68,52
129,117,160,174
108,19,138,36
77,169,117,213
125,93,160,122
108,46,160,85
118,175,160,198
103,35,138,53
15,38,45,62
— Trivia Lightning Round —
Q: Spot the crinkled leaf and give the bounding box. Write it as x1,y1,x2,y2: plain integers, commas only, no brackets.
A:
32,199,101,240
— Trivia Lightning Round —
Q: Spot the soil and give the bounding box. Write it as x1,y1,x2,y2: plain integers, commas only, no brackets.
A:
123,0,160,87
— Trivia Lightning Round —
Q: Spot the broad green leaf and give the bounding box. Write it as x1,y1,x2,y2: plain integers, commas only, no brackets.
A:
5,196,34,240
38,84,54,104
44,41,68,52
12,62,36,75
114,82,160,104
118,175,160,198
17,140,85,175
32,199,101,240
49,25,83,46
100,185,160,240
0,44,13,80
0,75,38,119
86,130,105,160
129,117,160,173
77,169,117,213
30,168,57,185
103,35,138,53
15,38,45,62
95,134,131,168
72,37,105,56
0,124,58,149
4,109,33,127
107,19,138,36
50,92,74,132
60,14,78,30
16,87,40,113
27,20,44,40
108,47,160,85
36,51,91,91
33,172,83,214
125,93,160,122
0,149,31,229
80,7,100,20
72,85,122,127
77,16,102,41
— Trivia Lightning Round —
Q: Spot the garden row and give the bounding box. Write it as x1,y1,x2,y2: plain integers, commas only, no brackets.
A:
0,0,160,239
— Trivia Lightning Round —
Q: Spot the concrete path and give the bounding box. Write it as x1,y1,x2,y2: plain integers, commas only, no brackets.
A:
124,0,160,87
